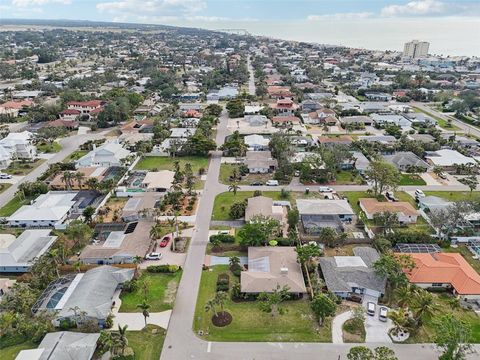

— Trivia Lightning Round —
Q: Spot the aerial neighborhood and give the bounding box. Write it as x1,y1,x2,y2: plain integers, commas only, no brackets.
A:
0,19,479,360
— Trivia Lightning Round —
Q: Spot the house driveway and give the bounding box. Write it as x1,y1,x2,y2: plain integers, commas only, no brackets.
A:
362,296,393,343
207,255,247,266
331,310,352,344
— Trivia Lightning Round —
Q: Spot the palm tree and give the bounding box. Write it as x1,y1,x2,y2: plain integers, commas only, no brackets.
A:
74,171,84,189
85,177,99,191
229,256,240,267
73,260,82,273
214,291,228,314
116,324,129,355
136,300,150,327
205,299,218,318
394,285,415,308
228,181,240,196
46,248,61,278
411,290,435,325
149,224,162,240
388,308,409,335
61,171,73,190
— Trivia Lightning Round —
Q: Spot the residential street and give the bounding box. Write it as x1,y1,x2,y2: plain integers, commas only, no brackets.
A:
0,129,111,208
247,55,256,96
159,107,480,360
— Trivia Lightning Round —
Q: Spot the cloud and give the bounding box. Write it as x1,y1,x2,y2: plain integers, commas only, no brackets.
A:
12,0,71,7
307,12,374,21
97,0,206,16
381,0,446,17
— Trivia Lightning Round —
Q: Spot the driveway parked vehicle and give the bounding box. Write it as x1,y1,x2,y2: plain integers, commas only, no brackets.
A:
160,235,171,248
0,173,12,179
145,252,162,260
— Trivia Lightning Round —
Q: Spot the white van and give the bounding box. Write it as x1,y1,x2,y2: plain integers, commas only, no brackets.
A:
318,186,333,193
266,180,279,186
367,302,376,316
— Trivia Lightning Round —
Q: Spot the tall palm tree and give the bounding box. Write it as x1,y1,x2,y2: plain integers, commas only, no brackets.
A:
149,224,162,240
205,299,218,318
394,285,415,309
61,171,73,190
228,181,240,196
388,308,409,334
136,300,150,327
411,290,435,325
47,248,61,278
85,177,99,191
74,171,84,189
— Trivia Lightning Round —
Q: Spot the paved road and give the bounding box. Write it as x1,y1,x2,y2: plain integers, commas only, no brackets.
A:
247,55,256,96
0,129,111,207
413,102,480,137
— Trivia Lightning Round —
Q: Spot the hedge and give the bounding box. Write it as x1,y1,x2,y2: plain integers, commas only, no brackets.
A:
209,234,235,243
146,264,180,273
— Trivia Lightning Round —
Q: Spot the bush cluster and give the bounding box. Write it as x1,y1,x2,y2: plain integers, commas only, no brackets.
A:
146,264,180,273
209,234,235,243
217,273,230,291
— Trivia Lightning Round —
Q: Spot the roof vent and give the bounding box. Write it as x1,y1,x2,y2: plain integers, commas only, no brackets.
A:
280,267,288,275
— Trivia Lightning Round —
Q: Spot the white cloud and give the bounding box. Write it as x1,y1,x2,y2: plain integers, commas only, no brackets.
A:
97,0,206,16
381,0,446,17
307,12,373,21
12,0,71,7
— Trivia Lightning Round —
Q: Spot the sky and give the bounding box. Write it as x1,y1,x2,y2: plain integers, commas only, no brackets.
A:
1,0,480,56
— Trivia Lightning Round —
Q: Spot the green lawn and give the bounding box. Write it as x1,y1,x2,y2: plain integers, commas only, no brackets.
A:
0,183,11,194
0,194,35,217
193,265,332,342
120,271,182,312
406,293,480,343
212,191,282,221
424,191,480,202
1,340,37,360
219,164,273,185
3,159,45,176
135,156,209,174
63,150,88,163
37,142,62,153
117,325,166,360
335,170,364,185
399,174,426,186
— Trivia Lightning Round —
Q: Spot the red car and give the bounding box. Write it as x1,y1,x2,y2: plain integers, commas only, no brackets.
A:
159,235,172,248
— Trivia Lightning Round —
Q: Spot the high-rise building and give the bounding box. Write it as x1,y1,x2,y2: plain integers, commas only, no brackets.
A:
403,40,429,59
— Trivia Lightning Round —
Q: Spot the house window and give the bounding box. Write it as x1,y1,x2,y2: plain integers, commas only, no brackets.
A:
431,283,443,287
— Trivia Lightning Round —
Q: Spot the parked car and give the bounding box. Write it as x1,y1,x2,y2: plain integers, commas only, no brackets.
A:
346,294,362,303
379,307,388,322
385,191,398,202
266,180,279,186
294,170,300,177
0,173,12,179
318,186,333,193
250,181,263,186
159,235,171,248
367,302,376,316
145,252,162,260
415,189,425,199
438,172,447,180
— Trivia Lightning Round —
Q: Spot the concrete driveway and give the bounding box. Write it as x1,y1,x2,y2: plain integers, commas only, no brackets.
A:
363,297,393,343
331,310,352,344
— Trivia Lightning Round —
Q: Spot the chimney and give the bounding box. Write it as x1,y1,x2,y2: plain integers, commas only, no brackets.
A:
280,267,288,275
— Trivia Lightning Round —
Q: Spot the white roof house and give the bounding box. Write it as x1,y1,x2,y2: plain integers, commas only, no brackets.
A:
76,142,131,168
170,128,195,138
425,149,476,167
0,131,36,160
141,170,175,191
0,230,57,272
244,134,269,150
8,192,77,228
16,331,100,360
0,145,12,169
297,199,355,217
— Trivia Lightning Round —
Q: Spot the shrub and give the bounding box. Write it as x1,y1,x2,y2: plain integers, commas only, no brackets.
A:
253,190,262,197
209,234,235,244
146,264,180,273
229,201,246,219
230,263,242,277
217,273,230,291
276,237,293,246
59,318,76,330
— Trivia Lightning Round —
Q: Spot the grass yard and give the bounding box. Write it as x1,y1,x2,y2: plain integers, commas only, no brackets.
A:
0,194,35,217
117,325,166,360
219,164,273,185
135,156,209,174
62,150,88,163
399,174,426,186
424,191,480,202
342,317,366,343
1,340,37,360
0,183,11,194
3,159,45,176
443,245,480,274
120,271,182,312
37,141,62,153
406,293,480,343
335,170,364,185
193,265,332,342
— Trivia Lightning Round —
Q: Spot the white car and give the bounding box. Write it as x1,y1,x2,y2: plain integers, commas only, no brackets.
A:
266,180,279,186
145,252,162,260
0,173,12,179
379,307,388,322
415,189,425,198
318,186,333,193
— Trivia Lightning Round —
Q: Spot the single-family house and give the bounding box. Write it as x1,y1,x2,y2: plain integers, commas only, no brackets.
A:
66,100,104,119
241,247,307,294
382,151,430,172
0,230,57,273
319,247,386,300
339,116,373,127
402,252,480,300
359,198,418,224
244,134,269,151
0,131,37,160
245,196,287,227
76,142,131,168
245,151,277,173
418,196,452,212
141,170,175,192
425,149,476,172
297,199,354,235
